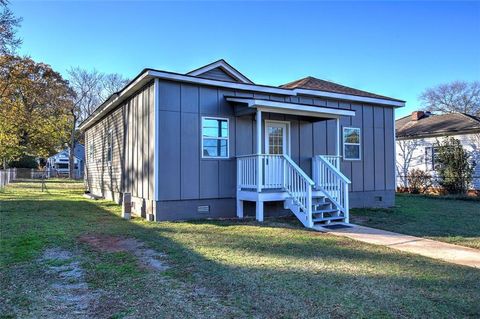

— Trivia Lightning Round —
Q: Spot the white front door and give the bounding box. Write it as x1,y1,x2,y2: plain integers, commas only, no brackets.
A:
265,122,288,155
264,121,289,188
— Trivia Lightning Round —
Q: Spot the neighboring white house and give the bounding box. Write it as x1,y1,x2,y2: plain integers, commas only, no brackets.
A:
46,144,85,179
396,111,480,190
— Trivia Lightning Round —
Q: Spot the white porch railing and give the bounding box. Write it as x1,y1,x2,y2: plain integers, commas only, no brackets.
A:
283,155,314,227
312,155,351,222
320,155,341,170
237,154,314,227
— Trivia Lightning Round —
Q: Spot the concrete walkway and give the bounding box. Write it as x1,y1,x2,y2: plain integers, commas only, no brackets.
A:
317,224,480,269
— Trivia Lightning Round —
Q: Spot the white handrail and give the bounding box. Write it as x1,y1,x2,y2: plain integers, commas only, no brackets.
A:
321,155,341,169
237,154,314,227
282,154,313,227
313,155,350,182
283,155,315,186
312,155,350,222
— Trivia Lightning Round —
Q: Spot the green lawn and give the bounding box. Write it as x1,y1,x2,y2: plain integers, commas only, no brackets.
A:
1,181,479,318
351,194,480,249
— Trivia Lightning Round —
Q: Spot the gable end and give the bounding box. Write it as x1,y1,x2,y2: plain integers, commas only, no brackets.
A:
195,67,240,82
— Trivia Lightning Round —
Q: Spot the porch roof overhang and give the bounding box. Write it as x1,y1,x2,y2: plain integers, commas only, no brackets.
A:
226,97,356,118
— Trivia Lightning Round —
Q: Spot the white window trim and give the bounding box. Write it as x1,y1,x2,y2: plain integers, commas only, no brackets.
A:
264,120,291,156
425,146,439,171
89,141,94,163
343,127,361,161
201,116,230,159
106,129,113,165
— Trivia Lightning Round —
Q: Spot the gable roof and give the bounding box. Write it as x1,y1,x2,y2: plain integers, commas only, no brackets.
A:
280,76,404,103
396,112,480,139
49,144,85,160
186,59,254,84
79,62,405,131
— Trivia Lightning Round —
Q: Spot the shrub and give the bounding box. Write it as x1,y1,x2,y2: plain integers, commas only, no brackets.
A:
407,169,432,194
435,137,474,194
8,154,38,168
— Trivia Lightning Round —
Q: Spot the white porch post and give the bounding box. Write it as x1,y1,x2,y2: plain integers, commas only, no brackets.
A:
256,109,263,192
256,200,264,222
336,117,341,169
256,109,264,222
236,199,244,219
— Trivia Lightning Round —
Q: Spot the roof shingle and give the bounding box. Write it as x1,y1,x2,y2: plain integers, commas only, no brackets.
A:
395,112,480,138
280,76,404,102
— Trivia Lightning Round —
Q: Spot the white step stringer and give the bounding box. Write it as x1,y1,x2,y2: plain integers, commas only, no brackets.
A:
237,154,351,228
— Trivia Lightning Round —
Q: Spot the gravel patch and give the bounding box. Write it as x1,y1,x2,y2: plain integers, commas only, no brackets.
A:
38,248,101,318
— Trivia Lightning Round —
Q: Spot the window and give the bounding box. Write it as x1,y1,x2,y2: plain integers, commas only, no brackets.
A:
425,146,439,170
89,142,94,163
343,127,361,160
106,131,113,164
202,117,229,158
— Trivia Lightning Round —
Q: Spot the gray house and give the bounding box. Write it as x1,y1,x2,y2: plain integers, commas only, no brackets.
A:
79,60,404,228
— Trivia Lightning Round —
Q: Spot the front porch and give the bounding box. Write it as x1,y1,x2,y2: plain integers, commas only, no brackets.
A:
230,97,353,229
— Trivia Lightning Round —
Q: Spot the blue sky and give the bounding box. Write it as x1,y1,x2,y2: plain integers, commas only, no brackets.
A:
12,1,480,118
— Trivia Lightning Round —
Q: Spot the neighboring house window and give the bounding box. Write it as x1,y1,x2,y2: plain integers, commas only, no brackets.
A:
343,127,361,160
425,146,439,170
202,117,229,158
89,142,94,163
106,131,113,164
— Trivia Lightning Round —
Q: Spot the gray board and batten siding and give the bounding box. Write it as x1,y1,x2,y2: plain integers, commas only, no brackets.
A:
155,80,395,220
85,82,155,212
84,78,396,220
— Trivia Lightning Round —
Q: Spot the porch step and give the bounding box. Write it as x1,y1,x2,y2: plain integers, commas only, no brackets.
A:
312,202,332,210
312,215,345,223
312,208,338,215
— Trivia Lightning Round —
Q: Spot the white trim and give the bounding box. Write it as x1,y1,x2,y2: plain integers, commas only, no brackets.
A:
343,127,362,161
256,110,262,193
106,129,113,166
149,70,404,107
393,109,397,188
294,88,405,107
78,71,151,131
187,60,254,84
226,97,355,118
149,70,290,95
88,141,95,163
265,120,291,156
154,78,160,202
336,118,340,157
79,68,404,130
201,116,230,159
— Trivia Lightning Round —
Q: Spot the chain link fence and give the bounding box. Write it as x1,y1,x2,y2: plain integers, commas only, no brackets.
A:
1,168,84,192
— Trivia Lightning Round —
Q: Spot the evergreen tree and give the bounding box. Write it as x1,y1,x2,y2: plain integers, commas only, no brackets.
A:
435,137,474,194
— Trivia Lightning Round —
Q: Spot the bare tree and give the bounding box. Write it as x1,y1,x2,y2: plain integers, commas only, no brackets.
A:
102,73,129,99
419,81,480,116
0,0,22,55
396,139,422,189
66,67,128,178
